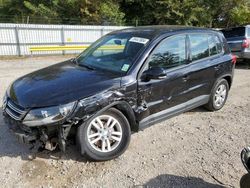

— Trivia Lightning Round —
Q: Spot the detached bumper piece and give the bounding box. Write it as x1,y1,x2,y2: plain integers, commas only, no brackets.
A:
15,131,37,144
241,147,250,173
3,111,73,152
3,112,38,144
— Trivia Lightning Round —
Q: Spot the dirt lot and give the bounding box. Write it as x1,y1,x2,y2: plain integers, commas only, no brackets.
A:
0,56,250,188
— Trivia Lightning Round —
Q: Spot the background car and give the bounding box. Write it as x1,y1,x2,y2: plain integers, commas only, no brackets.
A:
221,25,250,63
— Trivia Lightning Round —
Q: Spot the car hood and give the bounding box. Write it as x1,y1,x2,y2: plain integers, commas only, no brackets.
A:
8,60,121,108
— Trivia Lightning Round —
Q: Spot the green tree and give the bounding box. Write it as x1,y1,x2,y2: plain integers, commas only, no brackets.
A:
229,2,250,26
121,0,250,27
0,0,125,25
120,0,155,25
0,0,249,27
100,1,125,25
23,1,58,23
199,0,250,28
152,0,205,26
54,0,125,25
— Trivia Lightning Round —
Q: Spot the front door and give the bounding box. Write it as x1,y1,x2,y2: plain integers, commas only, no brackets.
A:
137,34,191,126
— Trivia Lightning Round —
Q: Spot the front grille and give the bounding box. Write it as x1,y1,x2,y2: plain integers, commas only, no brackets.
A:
5,100,27,121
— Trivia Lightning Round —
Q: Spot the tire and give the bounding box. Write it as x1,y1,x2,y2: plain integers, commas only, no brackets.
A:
205,79,229,111
77,108,131,161
246,59,250,67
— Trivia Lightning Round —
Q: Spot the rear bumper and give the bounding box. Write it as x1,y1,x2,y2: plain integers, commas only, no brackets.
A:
232,51,250,60
242,52,250,59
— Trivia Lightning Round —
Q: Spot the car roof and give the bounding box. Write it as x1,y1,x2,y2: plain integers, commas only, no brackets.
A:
110,25,216,39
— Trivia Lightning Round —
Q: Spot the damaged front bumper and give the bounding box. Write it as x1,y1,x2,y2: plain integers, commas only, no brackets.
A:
15,130,37,145
3,111,74,152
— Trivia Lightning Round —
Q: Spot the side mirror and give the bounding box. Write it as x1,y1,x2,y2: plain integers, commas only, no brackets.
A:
141,67,167,81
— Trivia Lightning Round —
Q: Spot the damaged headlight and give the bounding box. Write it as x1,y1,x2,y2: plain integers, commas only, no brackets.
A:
23,102,76,127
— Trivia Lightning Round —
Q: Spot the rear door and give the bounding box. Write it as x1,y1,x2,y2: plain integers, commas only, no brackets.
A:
184,33,224,101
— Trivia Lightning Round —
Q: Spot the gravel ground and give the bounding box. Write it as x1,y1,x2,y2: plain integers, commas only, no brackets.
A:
0,56,250,188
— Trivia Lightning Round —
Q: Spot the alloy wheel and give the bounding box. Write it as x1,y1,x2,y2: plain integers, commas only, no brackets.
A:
87,115,123,153
214,84,227,108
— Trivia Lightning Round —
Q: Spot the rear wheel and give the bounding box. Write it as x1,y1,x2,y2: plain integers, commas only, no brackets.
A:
77,108,131,161
205,79,229,111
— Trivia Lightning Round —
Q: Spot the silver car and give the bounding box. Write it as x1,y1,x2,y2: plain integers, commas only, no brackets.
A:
221,26,250,62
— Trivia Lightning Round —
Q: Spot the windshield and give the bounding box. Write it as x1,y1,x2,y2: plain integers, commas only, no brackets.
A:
76,33,150,74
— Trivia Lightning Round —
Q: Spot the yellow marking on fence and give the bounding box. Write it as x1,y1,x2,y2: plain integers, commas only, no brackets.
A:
29,45,125,52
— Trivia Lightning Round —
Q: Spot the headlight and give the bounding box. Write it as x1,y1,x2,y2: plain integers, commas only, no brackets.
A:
23,102,76,127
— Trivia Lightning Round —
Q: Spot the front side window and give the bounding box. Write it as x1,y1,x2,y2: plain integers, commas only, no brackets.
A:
147,35,187,69
189,34,209,61
76,33,150,74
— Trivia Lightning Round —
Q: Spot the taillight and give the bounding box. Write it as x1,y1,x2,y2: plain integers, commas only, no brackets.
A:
232,54,237,64
242,39,250,48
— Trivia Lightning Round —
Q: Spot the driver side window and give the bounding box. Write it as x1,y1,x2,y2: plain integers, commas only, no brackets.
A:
147,35,187,70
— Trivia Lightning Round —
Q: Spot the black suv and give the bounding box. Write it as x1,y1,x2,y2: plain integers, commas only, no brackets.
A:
221,25,250,62
3,26,235,161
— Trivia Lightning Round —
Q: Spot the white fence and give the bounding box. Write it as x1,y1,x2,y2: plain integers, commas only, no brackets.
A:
0,23,130,56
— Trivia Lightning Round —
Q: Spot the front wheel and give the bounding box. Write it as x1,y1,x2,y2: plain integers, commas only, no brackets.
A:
77,108,131,161
205,79,229,111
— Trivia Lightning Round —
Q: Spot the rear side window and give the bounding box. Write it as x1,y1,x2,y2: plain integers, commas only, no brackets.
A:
247,28,250,37
189,34,209,61
214,35,223,53
222,27,246,38
208,34,223,56
208,35,217,56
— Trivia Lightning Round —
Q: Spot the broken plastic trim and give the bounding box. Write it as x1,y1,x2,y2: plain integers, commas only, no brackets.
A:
241,147,250,173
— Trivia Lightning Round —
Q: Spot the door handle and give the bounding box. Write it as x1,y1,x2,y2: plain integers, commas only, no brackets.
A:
182,75,189,82
214,64,221,70
158,75,167,79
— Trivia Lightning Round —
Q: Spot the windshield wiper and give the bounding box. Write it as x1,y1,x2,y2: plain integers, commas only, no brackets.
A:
80,63,95,70
71,58,78,64
72,58,95,70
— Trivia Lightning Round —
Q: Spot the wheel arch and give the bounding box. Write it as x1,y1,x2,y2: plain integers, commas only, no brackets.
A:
113,102,138,132
88,101,138,132
223,75,232,89
214,74,232,90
